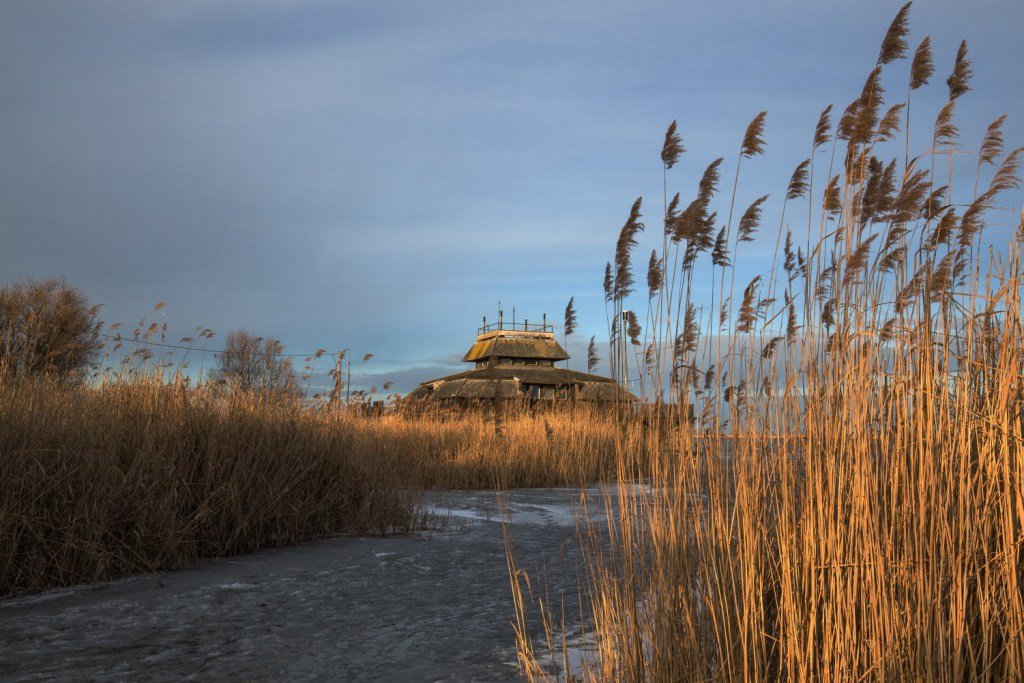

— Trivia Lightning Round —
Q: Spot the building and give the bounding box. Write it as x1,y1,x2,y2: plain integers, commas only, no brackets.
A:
407,314,636,405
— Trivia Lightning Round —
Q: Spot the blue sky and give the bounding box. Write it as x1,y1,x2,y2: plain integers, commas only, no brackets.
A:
2,0,1022,392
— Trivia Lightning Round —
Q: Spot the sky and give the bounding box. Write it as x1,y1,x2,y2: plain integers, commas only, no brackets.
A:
2,0,1022,393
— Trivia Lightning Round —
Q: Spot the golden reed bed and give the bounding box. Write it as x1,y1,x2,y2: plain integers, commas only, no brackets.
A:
508,3,1024,680
0,380,635,596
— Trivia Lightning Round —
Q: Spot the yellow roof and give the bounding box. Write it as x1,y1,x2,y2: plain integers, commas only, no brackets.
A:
461,336,570,362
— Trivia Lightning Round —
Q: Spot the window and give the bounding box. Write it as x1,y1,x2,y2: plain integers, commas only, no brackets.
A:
522,384,556,400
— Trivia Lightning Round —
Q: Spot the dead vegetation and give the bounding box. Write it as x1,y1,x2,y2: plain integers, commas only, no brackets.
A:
2,5,1023,680
0,371,641,595
510,3,1024,679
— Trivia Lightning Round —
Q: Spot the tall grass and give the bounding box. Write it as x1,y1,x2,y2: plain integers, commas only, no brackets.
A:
512,3,1024,679
0,377,415,595
0,372,643,596
375,406,650,490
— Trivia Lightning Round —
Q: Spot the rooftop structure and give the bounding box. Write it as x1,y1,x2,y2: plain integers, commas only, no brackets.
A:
407,313,636,404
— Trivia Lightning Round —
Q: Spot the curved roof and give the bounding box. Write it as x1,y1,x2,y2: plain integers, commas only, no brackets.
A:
461,336,569,363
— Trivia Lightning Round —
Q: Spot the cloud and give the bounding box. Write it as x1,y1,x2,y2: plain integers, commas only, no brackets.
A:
1,0,1021,379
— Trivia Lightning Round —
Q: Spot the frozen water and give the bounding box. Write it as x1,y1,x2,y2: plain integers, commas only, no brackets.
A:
1,487,614,682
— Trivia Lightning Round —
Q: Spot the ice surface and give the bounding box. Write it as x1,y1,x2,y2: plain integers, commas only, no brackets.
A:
1,486,617,681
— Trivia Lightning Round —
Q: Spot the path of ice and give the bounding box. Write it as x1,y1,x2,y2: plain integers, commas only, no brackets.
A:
1,486,616,682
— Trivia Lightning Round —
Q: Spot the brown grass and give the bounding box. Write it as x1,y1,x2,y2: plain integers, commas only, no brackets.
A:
371,407,646,490
0,378,412,595
510,4,1024,680
0,375,643,596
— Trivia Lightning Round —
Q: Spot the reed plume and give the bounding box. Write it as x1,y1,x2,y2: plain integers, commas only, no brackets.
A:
836,100,859,141
979,115,1007,166
852,67,885,145
674,160,725,243
821,298,835,327
890,166,931,224
698,158,724,202
623,310,641,345
761,335,783,360
563,296,577,336
934,100,959,146
927,250,957,294
862,158,898,223
661,120,685,169
813,104,833,149
711,227,730,267
877,2,912,65
924,183,947,217
678,304,699,357
786,159,811,200
785,301,798,342
741,112,768,158
613,198,644,300
702,364,715,392
910,36,934,89
946,40,973,101
587,336,599,372
823,174,842,217
843,234,878,285
736,276,761,334
876,103,905,141
646,250,662,299
663,192,680,237
737,195,769,242
926,208,959,249
988,147,1023,194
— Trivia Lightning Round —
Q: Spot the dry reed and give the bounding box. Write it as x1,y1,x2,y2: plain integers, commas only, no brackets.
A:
0,377,416,595
0,373,642,595
511,3,1024,679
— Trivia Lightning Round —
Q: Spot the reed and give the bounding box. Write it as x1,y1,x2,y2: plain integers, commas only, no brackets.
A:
0,370,643,595
511,3,1024,679
383,405,652,490
0,376,413,595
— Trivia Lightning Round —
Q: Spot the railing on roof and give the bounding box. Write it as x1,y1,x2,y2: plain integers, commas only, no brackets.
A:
477,317,553,336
